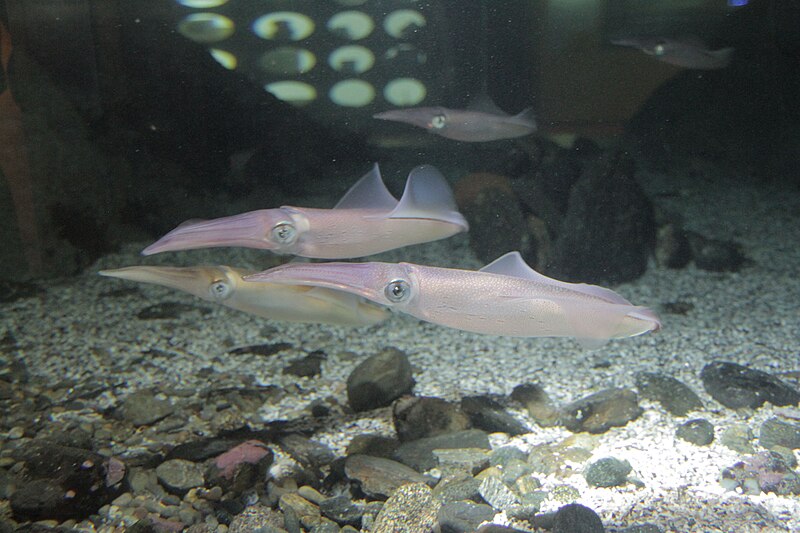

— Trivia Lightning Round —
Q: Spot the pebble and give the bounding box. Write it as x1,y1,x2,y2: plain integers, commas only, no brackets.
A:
552,503,605,533
344,454,427,500
700,361,800,409
478,475,520,509
584,457,632,488
460,395,529,436
345,348,415,412
676,418,715,446
372,482,440,533
561,388,642,433
759,417,800,450
155,459,205,495
393,429,490,472
121,391,175,427
392,396,471,442
319,495,362,527
437,501,495,533
510,383,561,426
634,371,703,416
720,423,755,454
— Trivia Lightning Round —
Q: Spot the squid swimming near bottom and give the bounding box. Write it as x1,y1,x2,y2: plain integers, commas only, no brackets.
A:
99,265,389,327
245,252,661,346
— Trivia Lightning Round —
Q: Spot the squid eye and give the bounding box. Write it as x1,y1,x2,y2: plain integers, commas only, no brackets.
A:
430,114,447,129
384,279,410,303
209,280,233,301
271,222,297,245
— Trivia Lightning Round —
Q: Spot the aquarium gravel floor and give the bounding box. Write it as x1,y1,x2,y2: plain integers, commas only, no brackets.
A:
2,171,800,532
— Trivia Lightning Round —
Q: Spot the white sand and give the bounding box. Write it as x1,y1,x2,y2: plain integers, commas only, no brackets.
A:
2,170,799,532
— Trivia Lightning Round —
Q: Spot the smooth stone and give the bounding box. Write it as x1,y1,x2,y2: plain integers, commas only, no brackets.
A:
460,395,529,436
759,417,800,450
676,419,715,446
344,455,427,500
584,457,632,488
319,495,362,527
392,396,471,442
372,482,440,533
552,503,605,533
432,448,491,475
700,361,800,409
394,429,491,472
346,434,399,459
478,476,519,510
155,459,205,495
510,383,561,426
227,503,286,533
278,434,335,468
121,391,175,426
437,501,495,533
346,348,415,412
562,388,642,434
634,372,703,416
432,472,482,504
720,424,755,454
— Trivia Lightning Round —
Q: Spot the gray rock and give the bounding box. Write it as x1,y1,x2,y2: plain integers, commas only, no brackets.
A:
344,455,427,500
319,495,362,527
155,459,205,494
686,231,747,272
278,434,335,468
700,361,800,409
634,371,703,416
228,503,287,533
562,388,642,433
720,424,755,454
489,445,528,467
584,457,631,488
510,383,561,426
394,429,491,472
437,501,495,533
346,348,415,412
392,396,471,442
433,448,491,475
121,390,175,426
372,482,440,533
759,417,800,450
346,434,399,459
552,503,605,533
461,395,529,436
676,418,715,446
432,472,482,503
478,476,519,510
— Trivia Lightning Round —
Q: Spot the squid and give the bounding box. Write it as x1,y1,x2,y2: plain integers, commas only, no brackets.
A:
99,265,389,327
141,164,468,258
245,252,661,346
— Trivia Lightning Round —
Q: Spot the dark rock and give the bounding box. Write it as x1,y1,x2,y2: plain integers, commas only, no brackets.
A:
552,503,605,533
394,429,491,472
437,501,495,533
455,173,530,263
229,342,293,357
584,457,632,487
121,390,175,426
10,443,122,521
278,434,335,469
635,372,703,416
686,231,748,272
676,419,715,446
547,151,655,284
478,475,519,509
344,454,427,500
510,383,561,426
720,424,755,454
319,495,362,527
136,301,210,319
346,347,415,412
460,395,528,436
371,482,440,533
227,503,287,532
346,434,399,459
392,396,471,442
155,459,205,495
432,472,483,503
661,301,694,315
476,525,530,533
562,388,643,433
282,351,325,377
759,417,800,450
655,223,692,269
433,448,491,476
700,361,800,409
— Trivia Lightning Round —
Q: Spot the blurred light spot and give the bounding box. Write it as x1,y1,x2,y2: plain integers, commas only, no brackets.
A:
252,12,315,41
385,43,427,66
178,13,234,44
265,81,317,106
329,80,375,107
328,46,374,74
384,78,426,106
728,0,748,6
384,10,426,39
176,0,229,7
258,47,316,75
327,11,374,40
209,48,237,69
